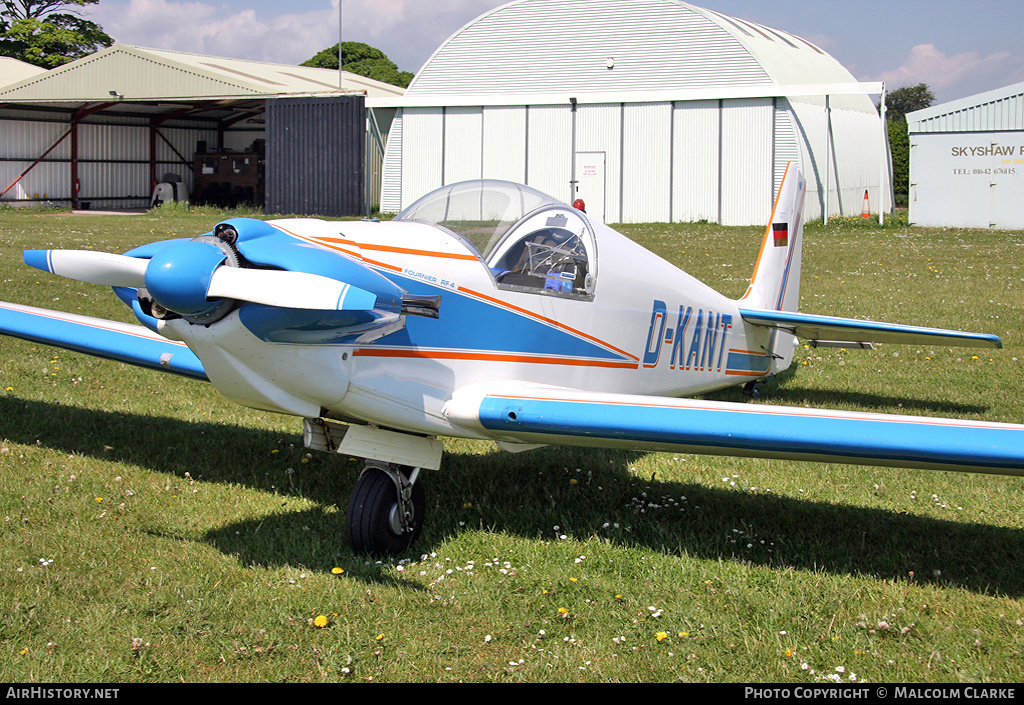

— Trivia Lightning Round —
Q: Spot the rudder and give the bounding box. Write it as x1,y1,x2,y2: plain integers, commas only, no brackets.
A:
738,163,806,376
740,162,806,313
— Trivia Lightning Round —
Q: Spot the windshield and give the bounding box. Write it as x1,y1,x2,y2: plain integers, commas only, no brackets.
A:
394,180,563,258
395,180,597,298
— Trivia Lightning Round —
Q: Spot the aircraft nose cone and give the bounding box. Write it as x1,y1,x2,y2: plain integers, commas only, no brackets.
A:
145,240,227,316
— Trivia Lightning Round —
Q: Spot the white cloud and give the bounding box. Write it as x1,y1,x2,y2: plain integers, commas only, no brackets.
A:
85,0,498,70
90,0,341,64
340,0,503,71
876,43,1024,100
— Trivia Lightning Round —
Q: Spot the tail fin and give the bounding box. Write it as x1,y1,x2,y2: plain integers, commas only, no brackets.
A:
740,162,806,312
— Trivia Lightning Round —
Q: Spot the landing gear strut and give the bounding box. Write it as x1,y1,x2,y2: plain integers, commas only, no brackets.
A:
346,461,425,556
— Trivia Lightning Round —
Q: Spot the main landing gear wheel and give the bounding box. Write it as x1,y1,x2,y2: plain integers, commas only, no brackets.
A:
346,462,425,556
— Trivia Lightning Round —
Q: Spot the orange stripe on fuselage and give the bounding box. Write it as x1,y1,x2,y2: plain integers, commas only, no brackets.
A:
313,237,480,261
353,347,639,369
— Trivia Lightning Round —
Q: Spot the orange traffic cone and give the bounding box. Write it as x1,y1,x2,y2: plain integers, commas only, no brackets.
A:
861,190,870,219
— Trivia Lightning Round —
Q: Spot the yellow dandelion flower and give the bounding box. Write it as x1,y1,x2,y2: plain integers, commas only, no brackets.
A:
5,387,12,392
569,478,578,485
331,567,344,575
313,615,328,628
656,632,668,642
570,577,577,582
785,648,793,657
679,631,689,638
558,607,569,615
376,634,384,641
94,497,103,502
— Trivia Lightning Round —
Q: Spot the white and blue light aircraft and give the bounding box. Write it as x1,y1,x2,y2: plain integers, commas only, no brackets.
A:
1,164,1020,555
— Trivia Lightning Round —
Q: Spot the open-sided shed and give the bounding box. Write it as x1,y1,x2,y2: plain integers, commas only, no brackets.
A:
0,45,403,214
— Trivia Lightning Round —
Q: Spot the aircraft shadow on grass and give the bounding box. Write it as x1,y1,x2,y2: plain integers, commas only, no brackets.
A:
3,395,1021,597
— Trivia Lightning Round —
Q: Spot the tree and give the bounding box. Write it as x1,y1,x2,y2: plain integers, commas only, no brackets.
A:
302,41,413,88
884,83,935,202
0,0,112,68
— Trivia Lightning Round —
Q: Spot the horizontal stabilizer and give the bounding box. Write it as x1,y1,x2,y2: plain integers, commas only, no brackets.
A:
445,383,1024,476
0,300,206,380
739,308,1002,349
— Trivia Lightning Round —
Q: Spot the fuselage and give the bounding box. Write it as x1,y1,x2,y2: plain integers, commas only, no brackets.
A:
158,210,781,438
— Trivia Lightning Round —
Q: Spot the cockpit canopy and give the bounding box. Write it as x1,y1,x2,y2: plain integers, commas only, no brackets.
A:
395,180,597,298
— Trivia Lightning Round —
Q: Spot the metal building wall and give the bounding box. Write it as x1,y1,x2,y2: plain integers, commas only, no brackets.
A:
720,98,774,225
526,106,572,203
0,115,69,203
443,106,483,184
481,106,527,184
366,107,395,212
380,111,404,213
399,107,443,209
1,111,218,209
265,95,365,217
907,82,1024,229
383,98,788,225
785,98,884,223
620,102,672,223
576,103,622,223
671,100,719,223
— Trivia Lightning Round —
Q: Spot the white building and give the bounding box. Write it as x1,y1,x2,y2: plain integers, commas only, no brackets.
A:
907,81,1024,230
376,0,886,225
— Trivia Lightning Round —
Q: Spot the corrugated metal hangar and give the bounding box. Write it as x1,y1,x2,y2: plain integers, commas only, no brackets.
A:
907,81,1024,230
0,45,404,214
376,0,887,225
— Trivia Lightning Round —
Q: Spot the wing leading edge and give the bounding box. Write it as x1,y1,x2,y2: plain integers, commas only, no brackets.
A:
0,300,207,380
445,383,1024,476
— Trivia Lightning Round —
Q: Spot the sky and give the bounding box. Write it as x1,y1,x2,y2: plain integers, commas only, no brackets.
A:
82,0,1024,105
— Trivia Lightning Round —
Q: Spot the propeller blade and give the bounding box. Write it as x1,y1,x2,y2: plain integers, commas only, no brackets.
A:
206,267,378,311
24,250,148,288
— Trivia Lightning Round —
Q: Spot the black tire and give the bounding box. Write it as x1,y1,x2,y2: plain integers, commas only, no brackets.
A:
346,467,425,556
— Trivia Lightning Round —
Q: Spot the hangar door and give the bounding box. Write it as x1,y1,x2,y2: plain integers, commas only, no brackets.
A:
266,95,366,217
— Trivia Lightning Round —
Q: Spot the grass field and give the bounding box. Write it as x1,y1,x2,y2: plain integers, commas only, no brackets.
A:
0,205,1022,683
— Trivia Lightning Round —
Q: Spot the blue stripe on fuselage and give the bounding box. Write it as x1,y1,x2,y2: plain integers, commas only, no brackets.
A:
241,271,633,363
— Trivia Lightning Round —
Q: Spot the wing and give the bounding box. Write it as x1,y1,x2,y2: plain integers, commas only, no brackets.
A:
0,300,207,380
445,382,1024,476
739,308,1002,349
